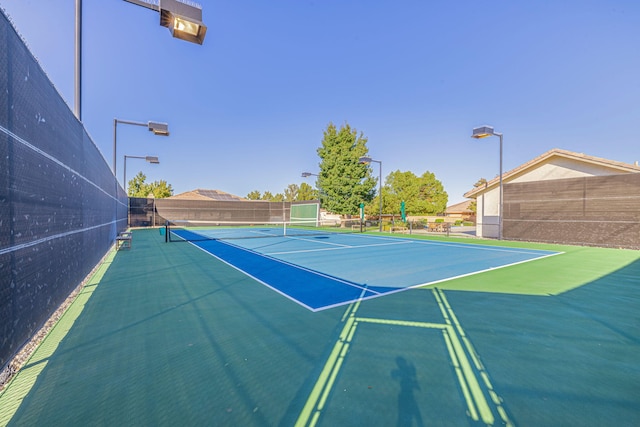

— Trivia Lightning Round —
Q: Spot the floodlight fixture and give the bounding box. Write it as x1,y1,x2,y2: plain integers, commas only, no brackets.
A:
124,0,208,45
472,126,501,139
160,0,208,45
124,154,161,194
114,118,169,179
148,121,170,136
471,125,504,240
74,1,207,120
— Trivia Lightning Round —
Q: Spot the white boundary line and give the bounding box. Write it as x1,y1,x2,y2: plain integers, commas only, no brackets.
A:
183,237,381,312
174,231,565,312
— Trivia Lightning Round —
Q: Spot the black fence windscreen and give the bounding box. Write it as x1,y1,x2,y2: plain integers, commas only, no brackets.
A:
503,173,640,249
129,198,321,228
0,9,127,374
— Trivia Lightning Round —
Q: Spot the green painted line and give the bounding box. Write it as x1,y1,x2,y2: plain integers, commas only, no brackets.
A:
295,302,360,427
0,250,116,427
436,287,515,425
442,328,479,421
445,324,494,424
356,317,447,329
434,289,495,425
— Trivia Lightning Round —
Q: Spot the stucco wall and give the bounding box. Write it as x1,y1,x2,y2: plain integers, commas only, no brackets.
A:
474,155,638,240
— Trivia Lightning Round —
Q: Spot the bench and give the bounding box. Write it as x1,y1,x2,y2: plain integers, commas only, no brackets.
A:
115,231,132,250
427,223,451,233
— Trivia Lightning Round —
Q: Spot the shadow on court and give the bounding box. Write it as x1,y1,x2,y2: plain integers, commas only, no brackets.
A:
2,229,639,426
445,257,640,426
392,356,424,427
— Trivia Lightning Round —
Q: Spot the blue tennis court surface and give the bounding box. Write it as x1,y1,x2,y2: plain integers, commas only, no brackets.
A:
174,230,561,311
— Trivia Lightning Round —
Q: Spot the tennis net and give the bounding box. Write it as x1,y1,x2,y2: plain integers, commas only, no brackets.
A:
164,219,364,242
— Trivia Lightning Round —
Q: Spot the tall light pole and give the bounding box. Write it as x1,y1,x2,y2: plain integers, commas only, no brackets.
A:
472,126,503,240
124,155,160,195
359,156,383,232
75,0,82,120
113,119,169,180
74,0,207,120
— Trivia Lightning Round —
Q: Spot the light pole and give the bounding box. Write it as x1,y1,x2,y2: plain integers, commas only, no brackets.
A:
74,0,207,120
472,126,503,240
113,119,169,180
359,156,383,232
124,155,160,195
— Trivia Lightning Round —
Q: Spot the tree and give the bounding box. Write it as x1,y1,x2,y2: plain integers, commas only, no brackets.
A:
261,191,275,201
127,172,149,197
147,180,173,198
316,122,376,215
297,182,317,201
127,172,173,198
366,170,448,216
246,190,262,200
284,184,299,202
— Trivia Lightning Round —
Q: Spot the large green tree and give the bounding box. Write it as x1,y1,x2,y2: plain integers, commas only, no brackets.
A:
316,122,376,215
366,170,448,216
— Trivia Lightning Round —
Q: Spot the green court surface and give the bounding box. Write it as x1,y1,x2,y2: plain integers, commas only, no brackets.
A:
1,229,639,426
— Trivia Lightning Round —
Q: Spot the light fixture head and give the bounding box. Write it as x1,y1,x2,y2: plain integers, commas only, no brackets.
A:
148,121,169,136
358,156,373,164
472,126,496,139
145,156,160,164
301,172,313,178
160,0,207,45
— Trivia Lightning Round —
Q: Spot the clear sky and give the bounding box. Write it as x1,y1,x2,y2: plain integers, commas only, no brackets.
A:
2,0,639,204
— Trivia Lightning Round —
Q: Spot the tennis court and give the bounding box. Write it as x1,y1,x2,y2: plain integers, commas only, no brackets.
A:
1,229,639,426
171,226,560,311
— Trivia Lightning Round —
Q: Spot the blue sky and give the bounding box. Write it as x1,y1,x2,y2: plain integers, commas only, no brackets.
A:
2,0,639,204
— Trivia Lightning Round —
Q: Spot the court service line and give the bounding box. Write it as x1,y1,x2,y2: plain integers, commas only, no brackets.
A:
286,236,353,248
221,239,382,294
268,239,413,255
408,238,562,256
188,243,317,311
188,240,382,309
350,231,563,256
